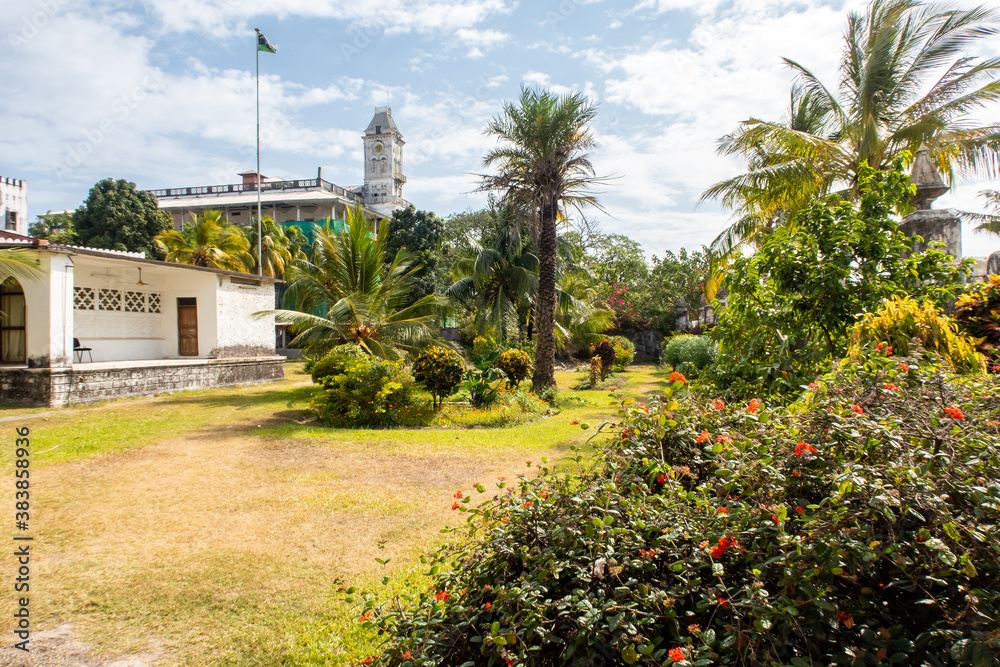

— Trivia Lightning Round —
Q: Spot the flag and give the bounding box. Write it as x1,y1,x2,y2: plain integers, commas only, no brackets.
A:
255,28,277,54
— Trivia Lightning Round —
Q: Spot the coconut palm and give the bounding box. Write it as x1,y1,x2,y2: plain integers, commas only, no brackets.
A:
155,209,251,271
265,205,445,359
958,189,1000,237
479,87,606,390
0,250,42,285
703,0,1000,259
245,216,294,279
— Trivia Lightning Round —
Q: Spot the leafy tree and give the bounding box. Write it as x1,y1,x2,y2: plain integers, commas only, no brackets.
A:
154,210,250,272
586,233,649,287
28,211,75,244
703,0,1000,258
385,205,444,304
479,87,606,390
73,178,172,256
268,205,445,359
647,247,710,324
710,158,970,396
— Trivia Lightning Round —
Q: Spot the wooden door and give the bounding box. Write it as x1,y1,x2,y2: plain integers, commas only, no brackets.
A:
177,298,198,356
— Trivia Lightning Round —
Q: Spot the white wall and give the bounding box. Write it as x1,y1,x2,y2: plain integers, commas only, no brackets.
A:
214,276,276,356
22,252,72,367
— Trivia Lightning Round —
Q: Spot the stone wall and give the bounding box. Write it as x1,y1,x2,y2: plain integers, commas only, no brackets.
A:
608,329,664,364
0,357,285,407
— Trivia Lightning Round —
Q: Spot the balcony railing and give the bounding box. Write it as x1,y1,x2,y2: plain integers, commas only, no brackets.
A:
149,178,356,200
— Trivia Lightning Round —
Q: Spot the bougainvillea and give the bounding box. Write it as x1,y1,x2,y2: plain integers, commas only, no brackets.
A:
412,346,464,410
352,349,1000,666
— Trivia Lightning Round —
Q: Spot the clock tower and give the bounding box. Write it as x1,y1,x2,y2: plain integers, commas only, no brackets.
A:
362,107,407,216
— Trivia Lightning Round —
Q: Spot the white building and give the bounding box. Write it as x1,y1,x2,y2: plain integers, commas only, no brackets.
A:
0,232,284,406
151,107,410,231
1,177,28,236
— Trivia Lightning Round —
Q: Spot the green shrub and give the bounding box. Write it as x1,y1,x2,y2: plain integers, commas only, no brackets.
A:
471,336,535,370
493,348,532,388
591,340,616,381
955,274,1000,367
609,335,636,371
412,346,464,410
355,350,1000,666
310,354,415,427
309,343,368,384
589,355,601,386
849,295,986,374
662,334,717,374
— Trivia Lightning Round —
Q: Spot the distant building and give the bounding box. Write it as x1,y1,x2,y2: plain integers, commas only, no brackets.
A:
150,107,410,232
0,177,28,236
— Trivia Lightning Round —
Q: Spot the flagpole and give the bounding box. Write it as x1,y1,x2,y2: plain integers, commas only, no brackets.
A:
256,37,262,277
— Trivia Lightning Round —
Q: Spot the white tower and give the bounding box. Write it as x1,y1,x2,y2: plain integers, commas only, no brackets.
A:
362,107,407,216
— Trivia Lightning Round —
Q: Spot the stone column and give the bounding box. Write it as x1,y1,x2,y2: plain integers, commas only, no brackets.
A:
899,144,962,261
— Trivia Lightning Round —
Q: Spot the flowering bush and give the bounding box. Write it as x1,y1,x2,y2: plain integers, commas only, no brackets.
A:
412,346,464,410
609,335,636,371
310,353,415,427
955,274,1000,366
309,343,367,384
591,340,617,381
493,348,532,388
848,295,986,374
354,349,1000,666
595,282,650,330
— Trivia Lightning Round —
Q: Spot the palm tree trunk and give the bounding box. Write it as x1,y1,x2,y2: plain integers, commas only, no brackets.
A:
532,202,558,390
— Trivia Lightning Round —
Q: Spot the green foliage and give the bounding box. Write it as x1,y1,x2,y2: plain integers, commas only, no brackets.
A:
645,247,710,329
310,353,415,427
955,275,1000,365
28,211,75,244
493,348,532,388
309,343,367,384
609,335,636,371
155,209,251,272
662,334,718,374
385,206,444,305
357,350,1000,667
469,336,535,370
849,296,986,375
412,346,464,410
710,159,970,397
73,178,172,257
462,367,509,408
591,340,616,381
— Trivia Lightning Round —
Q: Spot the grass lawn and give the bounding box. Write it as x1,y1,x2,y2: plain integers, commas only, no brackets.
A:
0,362,667,666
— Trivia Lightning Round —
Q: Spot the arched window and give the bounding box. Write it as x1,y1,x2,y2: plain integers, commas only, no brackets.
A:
0,279,26,364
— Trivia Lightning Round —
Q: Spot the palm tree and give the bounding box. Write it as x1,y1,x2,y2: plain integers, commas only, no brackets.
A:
703,0,1000,259
264,205,445,359
155,210,251,271
0,250,42,285
479,87,606,390
244,216,294,279
959,189,1000,237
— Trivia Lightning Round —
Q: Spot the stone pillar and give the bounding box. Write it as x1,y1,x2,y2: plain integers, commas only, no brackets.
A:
22,251,73,368
899,143,962,261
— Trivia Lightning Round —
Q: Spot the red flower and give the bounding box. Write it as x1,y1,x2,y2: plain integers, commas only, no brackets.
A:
523,501,532,508
668,647,685,662
569,418,580,425
717,597,728,608
795,506,805,514
885,346,893,355
451,502,459,510
454,490,463,498
670,371,687,384
485,602,492,610
851,404,864,415
883,383,899,391
710,545,724,558
747,398,761,413
943,405,964,420
656,474,667,484
898,362,909,372
402,651,412,660
876,342,883,351
715,433,731,444
696,430,710,444
717,507,729,515
713,399,725,410
794,441,817,457
434,590,450,601
771,515,779,524
993,363,1000,373
809,382,820,390
360,611,373,622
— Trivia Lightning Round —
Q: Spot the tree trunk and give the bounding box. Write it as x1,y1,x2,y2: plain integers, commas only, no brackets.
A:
532,202,558,391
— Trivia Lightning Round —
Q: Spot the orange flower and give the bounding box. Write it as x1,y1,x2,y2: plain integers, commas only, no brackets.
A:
668,647,685,662
454,490,463,498
434,590,450,601
713,399,725,410
717,507,729,515
656,473,667,484
402,651,412,660
943,405,964,420
669,371,687,384
883,383,899,391
851,404,864,415
794,441,817,457
716,433,731,444
360,611,373,622
809,382,820,390
485,602,492,610
451,502,459,510
695,430,710,443
747,398,761,413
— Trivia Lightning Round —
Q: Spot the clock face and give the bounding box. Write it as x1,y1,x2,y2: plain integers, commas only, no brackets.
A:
374,143,384,154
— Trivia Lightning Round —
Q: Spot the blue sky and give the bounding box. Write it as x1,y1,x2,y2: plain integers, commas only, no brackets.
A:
2,0,998,258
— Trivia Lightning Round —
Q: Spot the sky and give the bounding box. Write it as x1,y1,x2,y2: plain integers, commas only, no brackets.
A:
2,0,999,259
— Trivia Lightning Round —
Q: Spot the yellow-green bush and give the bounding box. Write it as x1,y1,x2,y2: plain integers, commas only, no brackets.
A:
412,346,464,410
848,296,986,374
493,348,532,388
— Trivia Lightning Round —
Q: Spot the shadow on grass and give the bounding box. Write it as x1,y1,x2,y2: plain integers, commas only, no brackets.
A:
162,384,317,412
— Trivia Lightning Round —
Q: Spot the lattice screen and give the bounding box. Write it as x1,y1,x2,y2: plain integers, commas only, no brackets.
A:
74,286,95,310
148,293,161,314
124,291,145,313
98,288,121,311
